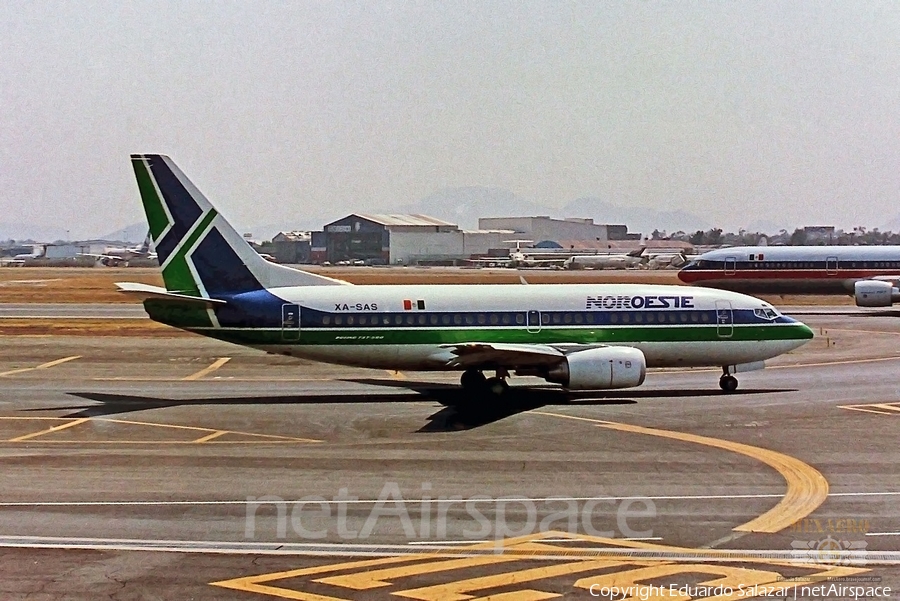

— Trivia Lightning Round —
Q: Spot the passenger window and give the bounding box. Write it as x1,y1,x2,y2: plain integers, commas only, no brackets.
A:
323,315,331,325
564,313,573,324
610,314,619,324
646,313,656,323
465,314,475,325
515,313,525,325
430,314,438,325
584,313,594,324
501,314,511,325
383,315,391,325
454,314,463,325
552,313,562,324
574,313,583,324
542,313,550,325
441,314,451,325
335,315,344,325
358,315,367,325
621,313,630,324
417,314,426,325
634,313,643,323
680,312,689,323
690,312,699,323
405,315,415,325
490,314,499,325
477,314,486,325
700,313,711,323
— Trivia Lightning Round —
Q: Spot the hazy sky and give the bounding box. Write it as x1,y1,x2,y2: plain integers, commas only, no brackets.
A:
3,1,900,237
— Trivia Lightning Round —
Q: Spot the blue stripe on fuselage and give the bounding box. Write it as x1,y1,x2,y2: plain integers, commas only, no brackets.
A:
208,297,797,331
214,288,286,328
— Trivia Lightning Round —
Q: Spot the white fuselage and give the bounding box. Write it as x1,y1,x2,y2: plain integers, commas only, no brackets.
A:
199,283,813,371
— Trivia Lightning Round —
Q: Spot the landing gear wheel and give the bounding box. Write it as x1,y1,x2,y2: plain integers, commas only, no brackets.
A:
484,376,510,396
460,369,487,390
719,375,738,392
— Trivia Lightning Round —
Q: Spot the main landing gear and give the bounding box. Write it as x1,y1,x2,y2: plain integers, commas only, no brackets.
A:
719,367,739,392
460,369,509,396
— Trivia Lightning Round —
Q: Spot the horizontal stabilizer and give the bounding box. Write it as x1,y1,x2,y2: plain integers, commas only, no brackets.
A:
115,282,227,306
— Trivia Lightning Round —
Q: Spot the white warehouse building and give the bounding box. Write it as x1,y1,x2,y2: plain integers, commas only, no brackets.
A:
323,214,514,265
477,216,633,245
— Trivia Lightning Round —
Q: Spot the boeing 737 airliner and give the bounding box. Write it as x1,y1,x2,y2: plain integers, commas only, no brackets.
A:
119,155,813,393
679,246,900,307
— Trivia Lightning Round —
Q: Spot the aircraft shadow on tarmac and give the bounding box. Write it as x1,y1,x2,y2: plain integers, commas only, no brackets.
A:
52,382,793,432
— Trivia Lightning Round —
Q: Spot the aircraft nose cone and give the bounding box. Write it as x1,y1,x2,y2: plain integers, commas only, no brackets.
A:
797,322,814,340
782,316,814,339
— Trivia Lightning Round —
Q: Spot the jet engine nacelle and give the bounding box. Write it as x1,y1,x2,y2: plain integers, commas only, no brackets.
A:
854,280,900,307
546,346,646,390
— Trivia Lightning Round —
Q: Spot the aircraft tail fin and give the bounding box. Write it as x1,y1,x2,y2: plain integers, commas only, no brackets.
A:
627,246,646,258
130,154,348,297
138,231,152,255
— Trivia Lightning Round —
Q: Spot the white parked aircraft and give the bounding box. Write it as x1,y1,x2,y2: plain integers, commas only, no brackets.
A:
82,235,157,267
563,248,647,270
119,155,813,393
646,251,690,270
680,245,900,306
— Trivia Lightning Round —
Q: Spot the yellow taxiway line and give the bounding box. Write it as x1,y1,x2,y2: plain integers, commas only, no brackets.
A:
0,416,320,444
839,402,900,415
7,418,90,442
182,357,231,381
0,355,81,377
533,412,828,534
211,532,870,600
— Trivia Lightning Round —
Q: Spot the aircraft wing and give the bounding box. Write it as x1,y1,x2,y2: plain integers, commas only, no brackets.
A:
439,342,566,369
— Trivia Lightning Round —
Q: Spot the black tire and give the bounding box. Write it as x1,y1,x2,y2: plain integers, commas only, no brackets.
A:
719,375,738,392
460,369,487,390
484,377,510,396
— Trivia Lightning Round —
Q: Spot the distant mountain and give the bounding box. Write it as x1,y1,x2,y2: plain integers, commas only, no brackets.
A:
97,222,148,243
0,222,70,242
390,187,546,230
385,188,712,235
560,197,711,237
237,188,719,239
741,220,789,236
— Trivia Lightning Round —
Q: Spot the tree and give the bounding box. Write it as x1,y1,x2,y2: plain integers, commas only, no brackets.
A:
705,228,723,245
790,228,807,245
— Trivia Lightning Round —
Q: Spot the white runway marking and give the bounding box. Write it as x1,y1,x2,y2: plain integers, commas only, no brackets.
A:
0,490,897,507
0,535,897,563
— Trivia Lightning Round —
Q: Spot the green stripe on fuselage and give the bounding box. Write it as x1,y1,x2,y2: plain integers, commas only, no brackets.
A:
189,323,812,346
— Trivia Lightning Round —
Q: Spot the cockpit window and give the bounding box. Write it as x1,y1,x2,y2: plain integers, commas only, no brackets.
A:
754,307,780,320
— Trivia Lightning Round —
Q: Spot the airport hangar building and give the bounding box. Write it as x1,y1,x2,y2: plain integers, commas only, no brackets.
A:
296,214,638,265
313,214,516,265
